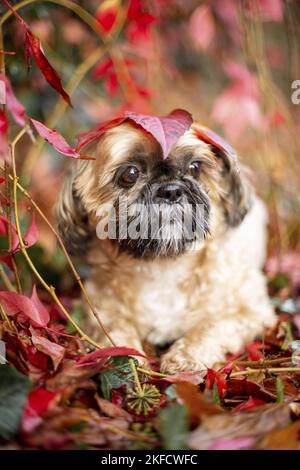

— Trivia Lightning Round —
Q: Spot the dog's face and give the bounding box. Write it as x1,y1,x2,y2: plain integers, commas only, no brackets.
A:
57,123,251,259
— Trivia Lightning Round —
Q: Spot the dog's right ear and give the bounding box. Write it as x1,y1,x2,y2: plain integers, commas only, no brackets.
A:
56,163,93,256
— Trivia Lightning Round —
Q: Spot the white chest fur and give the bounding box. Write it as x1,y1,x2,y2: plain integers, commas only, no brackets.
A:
133,257,194,343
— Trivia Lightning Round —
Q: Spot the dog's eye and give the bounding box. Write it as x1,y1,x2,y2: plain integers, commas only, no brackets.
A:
118,166,140,187
188,161,202,178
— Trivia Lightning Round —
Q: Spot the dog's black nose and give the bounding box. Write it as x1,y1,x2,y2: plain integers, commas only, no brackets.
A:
155,183,183,203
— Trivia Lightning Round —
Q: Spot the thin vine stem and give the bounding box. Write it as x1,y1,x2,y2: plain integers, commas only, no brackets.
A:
0,264,16,291
22,46,105,180
9,127,102,350
230,366,300,378
0,24,22,293
1,167,116,346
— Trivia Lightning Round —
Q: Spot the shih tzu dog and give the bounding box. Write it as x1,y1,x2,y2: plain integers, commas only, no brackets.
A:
56,110,276,373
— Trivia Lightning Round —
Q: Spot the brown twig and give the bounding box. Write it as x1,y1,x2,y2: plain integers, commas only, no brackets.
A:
230,366,300,378
234,357,292,367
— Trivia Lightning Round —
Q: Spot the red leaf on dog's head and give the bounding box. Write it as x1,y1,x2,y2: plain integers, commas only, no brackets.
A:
25,31,71,106
192,121,240,171
125,109,193,159
0,291,50,327
192,122,237,159
76,116,127,152
76,110,193,158
30,118,91,159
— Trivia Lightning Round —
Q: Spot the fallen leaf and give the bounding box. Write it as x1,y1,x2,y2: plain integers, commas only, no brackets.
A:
95,395,132,420
233,396,267,412
77,346,150,364
0,291,50,327
176,382,223,424
22,389,58,433
255,419,300,449
188,402,292,450
209,436,255,450
159,403,188,450
30,327,65,370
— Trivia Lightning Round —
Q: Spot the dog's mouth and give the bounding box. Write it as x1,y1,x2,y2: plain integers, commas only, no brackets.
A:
112,185,211,259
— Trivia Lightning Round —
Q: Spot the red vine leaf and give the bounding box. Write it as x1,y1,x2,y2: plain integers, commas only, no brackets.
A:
30,286,50,327
77,346,151,365
76,110,193,159
30,327,65,370
76,116,127,152
2,0,71,106
0,291,50,327
25,31,71,106
30,118,92,159
125,109,193,159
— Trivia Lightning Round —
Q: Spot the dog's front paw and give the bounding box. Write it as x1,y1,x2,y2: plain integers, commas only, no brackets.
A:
160,344,207,374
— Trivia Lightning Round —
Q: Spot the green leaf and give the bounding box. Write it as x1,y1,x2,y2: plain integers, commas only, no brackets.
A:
212,380,221,405
0,365,31,439
159,403,188,450
98,356,137,400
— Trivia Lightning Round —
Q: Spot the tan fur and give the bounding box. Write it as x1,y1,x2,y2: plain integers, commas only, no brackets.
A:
57,122,276,373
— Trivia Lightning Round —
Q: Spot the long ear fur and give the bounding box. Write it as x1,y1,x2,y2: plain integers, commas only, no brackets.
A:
214,147,252,227
56,163,93,256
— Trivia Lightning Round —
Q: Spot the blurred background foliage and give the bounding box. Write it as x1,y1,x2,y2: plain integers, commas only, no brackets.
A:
1,0,300,291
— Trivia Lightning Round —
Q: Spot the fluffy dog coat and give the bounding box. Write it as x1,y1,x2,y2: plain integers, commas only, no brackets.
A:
57,121,276,373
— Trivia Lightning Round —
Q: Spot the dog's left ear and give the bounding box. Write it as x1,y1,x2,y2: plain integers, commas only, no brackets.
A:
191,123,252,226
215,147,252,227
56,162,94,256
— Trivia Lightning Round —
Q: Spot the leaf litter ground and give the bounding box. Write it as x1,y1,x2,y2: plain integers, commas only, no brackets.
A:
1,253,300,450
